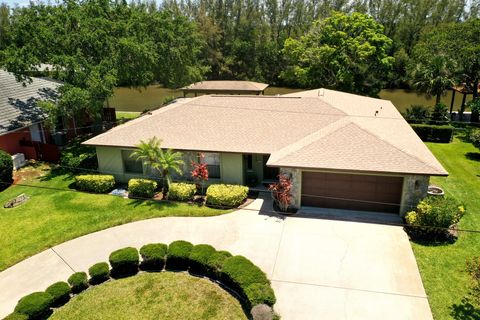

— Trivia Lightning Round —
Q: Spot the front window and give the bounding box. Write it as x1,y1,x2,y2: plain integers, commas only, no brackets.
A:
122,150,143,174
203,153,220,179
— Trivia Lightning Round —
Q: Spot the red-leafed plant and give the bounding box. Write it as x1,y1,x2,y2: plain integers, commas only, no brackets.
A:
269,173,293,212
191,153,209,196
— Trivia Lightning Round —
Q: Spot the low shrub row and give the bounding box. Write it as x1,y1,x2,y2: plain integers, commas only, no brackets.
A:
9,242,276,320
206,184,249,207
74,174,115,193
410,124,454,143
128,178,157,199
405,196,465,241
168,182,196,201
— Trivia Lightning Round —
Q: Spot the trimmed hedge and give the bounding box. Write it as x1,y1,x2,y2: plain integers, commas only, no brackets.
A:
168,182,196,201
68,272,89,294
166,240,193,271
45,281,71,307
88,262,110,285
14,292,53,319
139,243,168,271
128,178,157,199
109,247,139,278
189,244,217,276
0,149,13,186
206,184,249,207
208,250,232,280
410,124,453,143
74,174,115,193
245,283,276,307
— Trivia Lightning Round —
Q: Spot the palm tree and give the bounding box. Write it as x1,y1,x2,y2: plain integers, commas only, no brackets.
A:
410,55,457,105
158,148,184,192
131,137,184,195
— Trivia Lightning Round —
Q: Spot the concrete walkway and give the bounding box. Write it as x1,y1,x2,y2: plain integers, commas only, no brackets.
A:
0,197,432,319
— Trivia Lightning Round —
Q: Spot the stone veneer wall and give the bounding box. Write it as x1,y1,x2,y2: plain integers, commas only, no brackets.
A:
279,167,302,208
399,175,430,215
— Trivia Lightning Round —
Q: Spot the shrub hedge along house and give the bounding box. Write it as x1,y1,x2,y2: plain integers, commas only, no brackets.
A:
83,88,448,216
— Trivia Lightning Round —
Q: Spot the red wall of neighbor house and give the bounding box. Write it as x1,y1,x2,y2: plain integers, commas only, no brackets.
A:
0,129,37,159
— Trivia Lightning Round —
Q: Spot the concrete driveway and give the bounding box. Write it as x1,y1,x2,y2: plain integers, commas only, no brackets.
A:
0,197,432,319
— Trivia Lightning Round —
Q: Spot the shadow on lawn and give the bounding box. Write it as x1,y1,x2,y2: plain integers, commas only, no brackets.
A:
450,297,480,320
465,152,480,162
39,166,76,182
126,198,181,209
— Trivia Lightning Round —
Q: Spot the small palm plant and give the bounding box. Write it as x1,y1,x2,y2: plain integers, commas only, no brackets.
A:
131,137,184,196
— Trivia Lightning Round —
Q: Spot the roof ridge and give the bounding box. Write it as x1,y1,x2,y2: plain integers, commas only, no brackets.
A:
349,120,445,174
268,118,352,165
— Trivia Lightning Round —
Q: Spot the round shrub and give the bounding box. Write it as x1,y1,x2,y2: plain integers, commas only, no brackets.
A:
3,313,28,320
128,179,157,199
14,292,53,319
245,283,276,307
206,184,249,207
45,281,71,307
405,196,465,240
189,244,216,276
0,149,13,187
166,240,194,271
67,272,89,294
207,250,232,280
168,182,196,201
470,128,480,149
109,247,139,278
74,174,115,193
88,262,110,285
251,304,274,320
139,243,168,271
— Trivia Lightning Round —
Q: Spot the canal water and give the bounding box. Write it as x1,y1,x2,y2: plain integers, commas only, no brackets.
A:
109,85,473,114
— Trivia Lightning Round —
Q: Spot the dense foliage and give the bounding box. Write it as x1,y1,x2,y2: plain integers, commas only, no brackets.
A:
128,178,158,199
60,138,98,171
0,149,13,187
74,174,115,193
109,247,139,278
67,272,89,294
166,240,194,271
139,243,168,271
206,184,249,207
88,262,110,285
13,292,53,319
45,281,71,307
168,182,196,201
410,124,454,143
470,128,480,149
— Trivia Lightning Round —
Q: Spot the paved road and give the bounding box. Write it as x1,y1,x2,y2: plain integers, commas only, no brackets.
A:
0,197,432,319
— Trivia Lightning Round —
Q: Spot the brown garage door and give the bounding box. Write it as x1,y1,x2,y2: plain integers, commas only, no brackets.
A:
301,172,403,213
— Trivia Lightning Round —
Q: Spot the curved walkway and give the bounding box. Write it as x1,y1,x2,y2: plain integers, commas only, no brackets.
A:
0,197,432,319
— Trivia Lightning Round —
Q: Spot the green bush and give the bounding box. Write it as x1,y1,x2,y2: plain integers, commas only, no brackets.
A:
206,184,249,207
0,149,13,186
3,313,28,320
410,124,453,143
168,182,196,201
68,272,89,294
139,243,168,271
88,262,110,285
405,196,465,240
14,292,53,319
128,178,157,199
207,251,232,280
404,105,430,123
470,128,480,149
45,281,71,307
245,283,277,307
74,174,115,193
189,244,217,276
109,247,139,278
166,240,194,271
60,138,98,171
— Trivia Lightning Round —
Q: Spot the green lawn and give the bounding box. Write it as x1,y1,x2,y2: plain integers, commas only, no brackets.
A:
0,166,226,271
50,272,247,320
115,111,141,121
413,136,480,319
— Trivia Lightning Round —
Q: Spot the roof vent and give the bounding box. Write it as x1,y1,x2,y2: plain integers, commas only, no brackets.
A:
318,89,325,96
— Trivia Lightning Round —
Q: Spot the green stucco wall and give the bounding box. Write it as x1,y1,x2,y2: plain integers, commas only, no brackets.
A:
96,146,144,183
220,153,244,185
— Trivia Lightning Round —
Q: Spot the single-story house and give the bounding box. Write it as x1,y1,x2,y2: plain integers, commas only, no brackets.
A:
181,80,269,96
83,88,448,215
0,70,60,160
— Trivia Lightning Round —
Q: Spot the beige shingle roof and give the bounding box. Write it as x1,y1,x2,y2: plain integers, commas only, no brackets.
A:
84,89,447,176
181,80,269,92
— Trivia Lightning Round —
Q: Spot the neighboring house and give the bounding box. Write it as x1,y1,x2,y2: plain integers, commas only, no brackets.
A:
181,80,269,96
83,88,448,215
0,70,60,161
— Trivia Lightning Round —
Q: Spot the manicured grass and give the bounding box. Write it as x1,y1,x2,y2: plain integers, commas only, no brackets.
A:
116,111,141,121
412,136,480,319
0,166,226,271
50,272,247,320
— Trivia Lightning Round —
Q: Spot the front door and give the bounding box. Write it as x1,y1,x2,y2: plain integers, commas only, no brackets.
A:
262,155,279,181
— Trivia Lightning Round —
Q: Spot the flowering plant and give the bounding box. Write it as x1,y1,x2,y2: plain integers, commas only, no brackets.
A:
191,153,209,195
268,173,293,212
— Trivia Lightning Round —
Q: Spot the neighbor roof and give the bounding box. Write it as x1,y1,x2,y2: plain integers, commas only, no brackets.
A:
181,81,269,94
84,89,447,176
0,70,60,135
